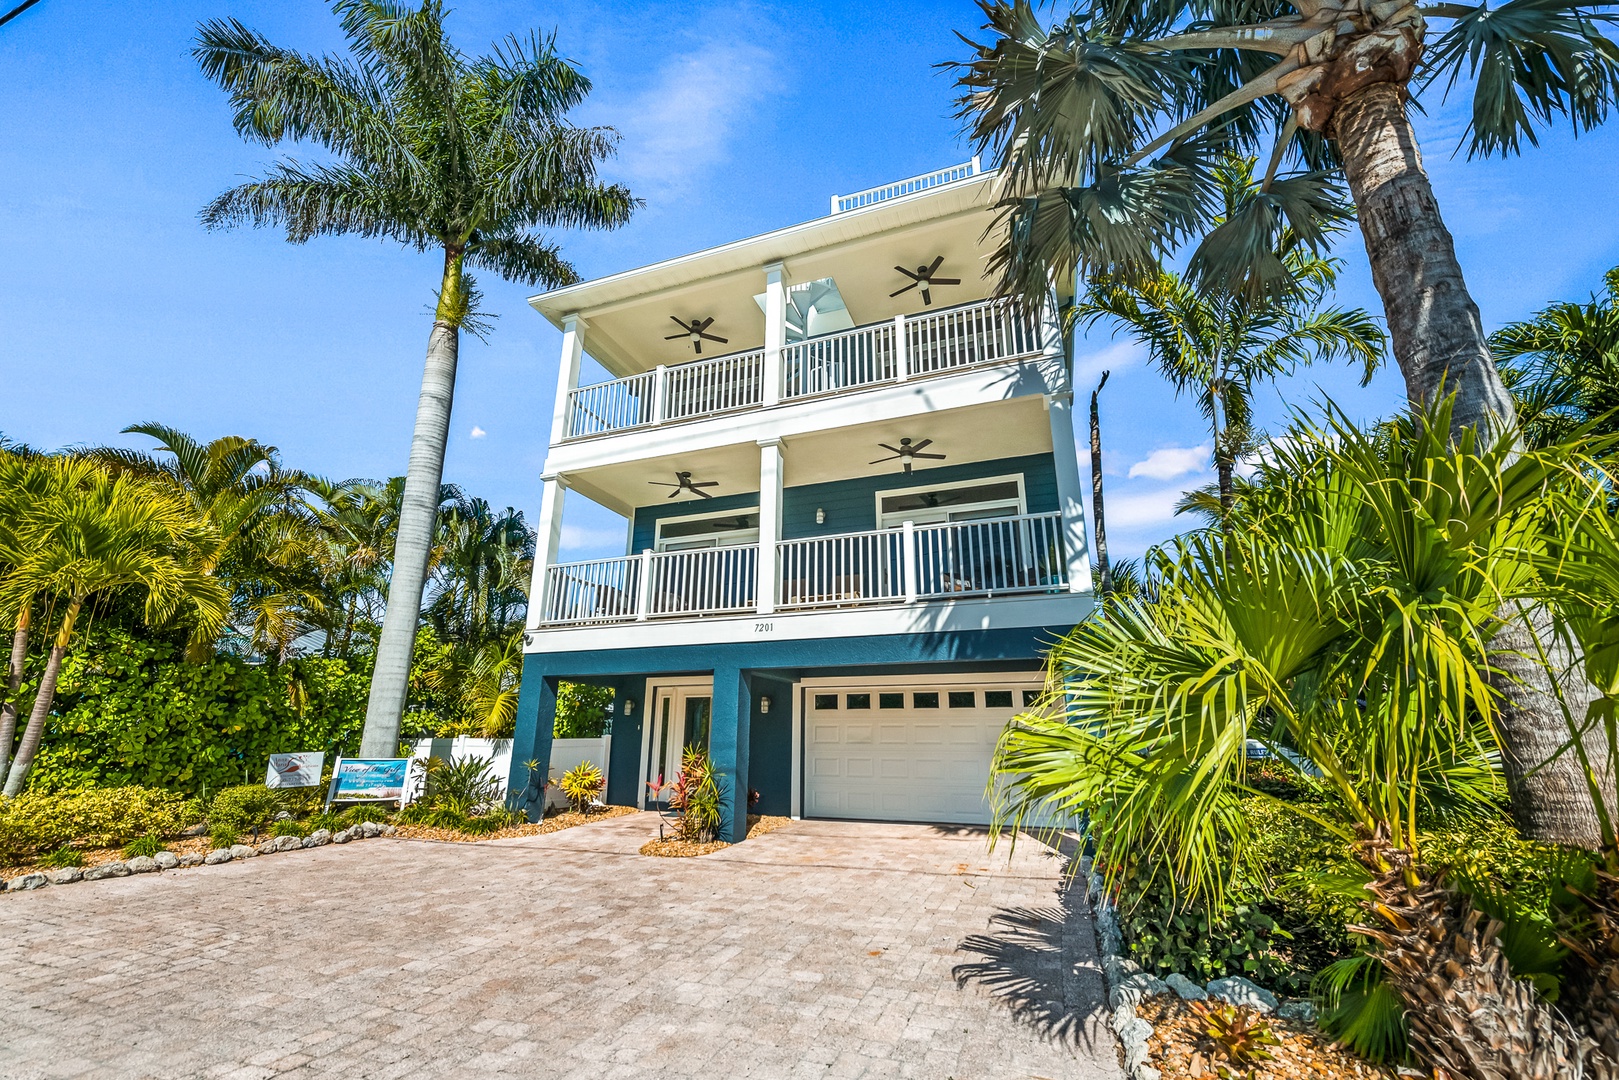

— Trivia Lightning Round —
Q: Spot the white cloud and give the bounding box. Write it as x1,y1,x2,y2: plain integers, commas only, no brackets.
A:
1072,337,1145,388
1128,445,1210,481
469,426,487,439
1103,487,1197,530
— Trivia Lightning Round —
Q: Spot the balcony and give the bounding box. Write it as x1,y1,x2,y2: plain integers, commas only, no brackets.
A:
538,512,1069,625
560,297,1043,442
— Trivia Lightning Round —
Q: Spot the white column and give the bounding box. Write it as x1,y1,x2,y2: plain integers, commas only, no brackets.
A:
893,313,909,382
549,314,587,444
1045,393,1094,594
526,473,568,629
762,262,787,406
757,438,784,615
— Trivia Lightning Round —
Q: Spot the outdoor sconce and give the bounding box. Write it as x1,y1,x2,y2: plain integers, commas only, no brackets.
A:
815,507,826,525
761,696,773,714
623,698,637,716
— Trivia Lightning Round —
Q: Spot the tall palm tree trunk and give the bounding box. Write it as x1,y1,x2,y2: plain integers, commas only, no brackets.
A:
3,599,78,798
1333,80,1605,846
0,607,30,781
360,253,463,758
1090,371,1111,597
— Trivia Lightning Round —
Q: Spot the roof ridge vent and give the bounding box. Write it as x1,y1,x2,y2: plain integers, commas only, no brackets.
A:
829,156,983,215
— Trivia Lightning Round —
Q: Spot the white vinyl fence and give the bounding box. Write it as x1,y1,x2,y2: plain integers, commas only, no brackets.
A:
408,736,611,811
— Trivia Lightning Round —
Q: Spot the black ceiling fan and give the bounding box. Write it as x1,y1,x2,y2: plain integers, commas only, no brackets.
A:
648,471,719,499
665,316,728,354
889,256,960,306
870,437,946,474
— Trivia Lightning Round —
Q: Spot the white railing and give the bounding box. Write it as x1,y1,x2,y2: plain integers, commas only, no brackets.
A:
911,513,1066,599
830,157,983,214
542,556,642,623
645,546,757,616
662,349,764,422
907,300,1041,377
781,321,897,400
565,370,656,439
777,528,907,608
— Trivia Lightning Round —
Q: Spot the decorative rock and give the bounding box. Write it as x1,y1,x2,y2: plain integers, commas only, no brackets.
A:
273,810,293,821
178,853,206,867
278,834,305,852
1118,1017,1153,1047
203,849,234,865
1124,1038,1151,1074
126,855,160,874
379,823,397,836
46,867,83,885
1108,972,1169,1011
1165,972,1208,1001
1205,976,1279,1014
228,844,257,860
7,873,49,891
359,821,382,838
303,829,332,848
179,822,207,838
1110,1003,1137,1035
332,827,354,844
1133,1066,1162,1080
1104,955,1142,987
153,851,179,870
83,862,131,880
1277,999,1317,1023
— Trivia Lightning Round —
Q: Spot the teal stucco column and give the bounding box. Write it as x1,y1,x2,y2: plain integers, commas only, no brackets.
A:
507,657,559,821
709,667,752,842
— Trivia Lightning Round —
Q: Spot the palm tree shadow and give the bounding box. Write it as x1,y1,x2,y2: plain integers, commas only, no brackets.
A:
952,880,1112,1052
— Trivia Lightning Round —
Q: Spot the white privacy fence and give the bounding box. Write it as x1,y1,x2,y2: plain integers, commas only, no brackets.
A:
537,512,1069,623
559,300,1042,440
407,736,611,812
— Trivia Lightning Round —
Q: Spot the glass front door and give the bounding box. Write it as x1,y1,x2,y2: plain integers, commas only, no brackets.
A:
642,686,713,808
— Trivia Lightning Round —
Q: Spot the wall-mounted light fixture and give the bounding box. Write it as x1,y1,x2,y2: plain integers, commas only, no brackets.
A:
623,697,637,716
815,508,826,525
760,696,773,714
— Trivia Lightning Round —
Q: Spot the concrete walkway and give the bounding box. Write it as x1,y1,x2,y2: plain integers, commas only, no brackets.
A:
0,813,1121,1080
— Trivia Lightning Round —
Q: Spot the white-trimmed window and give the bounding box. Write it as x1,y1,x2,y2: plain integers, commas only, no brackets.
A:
875,474,1025,528
654,510,761,552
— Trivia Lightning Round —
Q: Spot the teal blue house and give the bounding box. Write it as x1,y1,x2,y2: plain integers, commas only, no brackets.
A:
511,160,1094,841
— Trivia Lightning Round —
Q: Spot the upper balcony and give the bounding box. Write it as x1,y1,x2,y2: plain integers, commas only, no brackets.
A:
560,297,1042,442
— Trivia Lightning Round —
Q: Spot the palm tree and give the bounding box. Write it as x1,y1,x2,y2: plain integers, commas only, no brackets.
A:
0,447,64,782
193,0,636,758
1089,369,1113,596
426,498,532,648
993,401,1593,1077
0,463,229,796
1492,265,1619,449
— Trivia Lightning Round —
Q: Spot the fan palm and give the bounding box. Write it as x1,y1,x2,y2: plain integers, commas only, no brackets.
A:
993,400,1592,1077
0,464,229,796
1493,266,1619,450
194,0,636,757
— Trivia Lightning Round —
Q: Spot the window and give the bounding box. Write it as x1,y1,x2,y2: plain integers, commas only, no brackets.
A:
655,511,760,552
948,691,977,709
912,692,940,709
876,477,1025,528
879,692,905,709
846,693,871,710
1022,690,1040,707
984,690,1014,709
813,694,839,710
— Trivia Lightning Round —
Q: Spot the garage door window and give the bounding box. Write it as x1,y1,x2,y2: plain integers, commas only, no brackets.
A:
814,693,838,710
879,693,904,709
948,691,976,708
846,693,871,709
1022,690,1040,707
985,690,1014,708
913,692,939,708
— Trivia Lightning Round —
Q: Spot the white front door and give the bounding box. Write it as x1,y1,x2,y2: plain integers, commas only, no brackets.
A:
641,685,713,808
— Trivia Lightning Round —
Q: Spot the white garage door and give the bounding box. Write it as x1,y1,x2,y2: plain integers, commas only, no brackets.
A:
804,683,1039,825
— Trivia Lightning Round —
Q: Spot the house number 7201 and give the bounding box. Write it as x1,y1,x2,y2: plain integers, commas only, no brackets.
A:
754,622,774,633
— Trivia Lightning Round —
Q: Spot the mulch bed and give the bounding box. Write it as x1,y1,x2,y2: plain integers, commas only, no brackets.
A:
2,836,214,879
390,804,639,843
1139,997,1397,1079
640,814,792,858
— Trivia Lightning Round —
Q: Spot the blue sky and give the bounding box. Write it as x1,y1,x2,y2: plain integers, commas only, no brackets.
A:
4,1,1619,563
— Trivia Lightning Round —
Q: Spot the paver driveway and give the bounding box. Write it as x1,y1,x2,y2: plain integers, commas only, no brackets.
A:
0,814,1121,1080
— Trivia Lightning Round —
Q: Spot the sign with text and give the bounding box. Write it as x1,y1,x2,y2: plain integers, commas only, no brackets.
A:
326,758,411,805
265,752,325,789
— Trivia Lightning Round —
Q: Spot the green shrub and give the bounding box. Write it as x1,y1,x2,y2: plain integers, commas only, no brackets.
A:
559,761,604,813
36,845,85,869
208,785,279,834
208,826,239,849
1115,863,1299,990
121,834,164,859
270,818,305,838
337,805,388,827
417,755,502,816
304,811,342,833
0,786,198,860
459,808,523,835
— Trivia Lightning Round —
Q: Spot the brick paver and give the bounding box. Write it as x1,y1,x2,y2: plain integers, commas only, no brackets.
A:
0,814,1122,1079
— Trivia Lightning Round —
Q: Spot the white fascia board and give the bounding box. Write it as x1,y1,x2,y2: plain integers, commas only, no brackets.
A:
523,592,1094,655
543,356,1067,479
528,176,998,329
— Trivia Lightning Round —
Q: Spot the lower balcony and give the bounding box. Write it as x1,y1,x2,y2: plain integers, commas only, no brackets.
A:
538,512,1071,625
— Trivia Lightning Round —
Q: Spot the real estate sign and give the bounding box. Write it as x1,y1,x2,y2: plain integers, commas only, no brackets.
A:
265,752,325,789
326,758,411,806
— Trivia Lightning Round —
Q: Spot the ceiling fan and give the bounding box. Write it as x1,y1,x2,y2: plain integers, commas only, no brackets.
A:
889,256,961,307
648,471,719,499
665,316,728,355
870,437,945,474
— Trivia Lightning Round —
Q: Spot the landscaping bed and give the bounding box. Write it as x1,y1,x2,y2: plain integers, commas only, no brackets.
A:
1137,997,1395,1080
640,814,790,857
393,804,638,843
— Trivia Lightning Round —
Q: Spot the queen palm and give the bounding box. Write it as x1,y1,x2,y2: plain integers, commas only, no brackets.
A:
0,465,229,796
194,1,635,757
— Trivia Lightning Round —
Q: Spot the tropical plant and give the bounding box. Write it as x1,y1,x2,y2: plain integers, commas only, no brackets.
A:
195,0,636,758
0,786,197,861
1190,1000,1280,1079
0,447,72,782
992,401,1593,1077
559,761,604,814
1493,265,1619,450
208,825,240,850
416,754,502,817
0,462,230,795
669,747,721,843
1089,369,1113,596
952,0,1619,846
35,845,84,870
121,833,165,859
554,682,613,739
1074,160,1384,511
